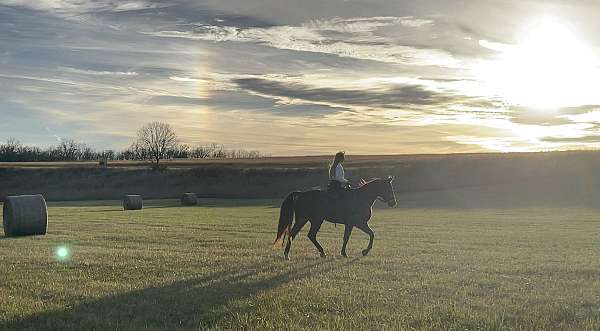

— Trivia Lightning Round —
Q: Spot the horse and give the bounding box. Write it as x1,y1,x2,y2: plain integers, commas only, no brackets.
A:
274,177,397,260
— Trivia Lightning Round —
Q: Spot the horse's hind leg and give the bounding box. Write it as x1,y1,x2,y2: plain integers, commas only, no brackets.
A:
284,216,308,260
356,223,375,256
307,220,326,258
340,224,353,258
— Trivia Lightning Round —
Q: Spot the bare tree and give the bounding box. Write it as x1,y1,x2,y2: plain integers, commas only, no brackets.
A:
59,139,81,160
3,138,21,153
135,122,178,166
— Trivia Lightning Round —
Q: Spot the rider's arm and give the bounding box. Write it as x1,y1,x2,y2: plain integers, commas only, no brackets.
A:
335,164,349,183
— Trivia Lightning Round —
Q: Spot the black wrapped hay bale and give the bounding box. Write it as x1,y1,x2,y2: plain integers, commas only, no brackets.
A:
181,193,198,206
123,195,143,210
3,194,48,237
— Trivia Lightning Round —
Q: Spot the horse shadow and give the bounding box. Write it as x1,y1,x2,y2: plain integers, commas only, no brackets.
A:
81,208,123,213
194,199,280,209
0,258,350,330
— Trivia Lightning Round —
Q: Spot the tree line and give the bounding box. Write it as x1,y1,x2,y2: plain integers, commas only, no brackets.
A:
0,122,264,163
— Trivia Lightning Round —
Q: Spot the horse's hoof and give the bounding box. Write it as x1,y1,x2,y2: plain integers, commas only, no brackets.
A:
284,254,290,261
320,252,327,258
341,252,348,258
361,249,370,256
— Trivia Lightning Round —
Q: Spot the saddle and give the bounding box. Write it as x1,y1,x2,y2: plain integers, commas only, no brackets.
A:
326,180,355,217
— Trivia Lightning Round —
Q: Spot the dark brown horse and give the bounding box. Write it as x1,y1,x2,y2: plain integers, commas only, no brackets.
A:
274,177,397,260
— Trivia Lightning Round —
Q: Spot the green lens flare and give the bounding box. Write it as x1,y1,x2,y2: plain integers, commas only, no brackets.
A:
55,246,71,261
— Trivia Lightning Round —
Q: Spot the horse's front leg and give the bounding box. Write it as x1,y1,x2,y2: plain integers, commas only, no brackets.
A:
340,224,353,257
356,223,375,256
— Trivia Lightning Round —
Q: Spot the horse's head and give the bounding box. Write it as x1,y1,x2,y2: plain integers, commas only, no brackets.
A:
376,176,397,207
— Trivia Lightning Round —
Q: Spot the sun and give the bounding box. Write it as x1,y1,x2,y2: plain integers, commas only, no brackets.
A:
474,16,600,109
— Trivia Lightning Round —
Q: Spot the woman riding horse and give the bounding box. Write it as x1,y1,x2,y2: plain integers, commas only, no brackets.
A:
328,151,349,190
274,171,397,260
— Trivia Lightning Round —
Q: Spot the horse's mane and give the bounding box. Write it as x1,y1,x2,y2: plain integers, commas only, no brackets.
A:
356,178,381,189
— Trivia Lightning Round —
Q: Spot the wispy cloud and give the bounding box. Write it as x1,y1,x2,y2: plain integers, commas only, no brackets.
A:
146,16,461,67
234,77,465,109
0,0,171,15
61,67,138,76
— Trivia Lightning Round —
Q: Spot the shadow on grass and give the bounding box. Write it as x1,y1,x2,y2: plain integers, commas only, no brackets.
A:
0,259,348,330
194,199,280,209
50,199,280,209
81,208,124,213
142,204,182,210
0,234,48,240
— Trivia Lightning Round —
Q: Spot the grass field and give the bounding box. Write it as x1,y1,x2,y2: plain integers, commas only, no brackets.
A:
1,199,600,330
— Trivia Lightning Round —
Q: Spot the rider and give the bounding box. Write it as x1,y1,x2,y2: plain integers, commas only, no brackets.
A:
328,151,350,198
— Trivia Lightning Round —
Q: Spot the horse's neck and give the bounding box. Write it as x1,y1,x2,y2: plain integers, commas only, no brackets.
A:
357,182,379,205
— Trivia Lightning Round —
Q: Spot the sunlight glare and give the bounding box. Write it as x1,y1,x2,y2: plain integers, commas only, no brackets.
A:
474,16,600,109
55,245,71,262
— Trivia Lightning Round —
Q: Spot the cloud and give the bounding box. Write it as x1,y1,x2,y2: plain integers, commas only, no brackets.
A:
478,39,511,53
169,76,202,82
146,90,277,110
507,107,573,126
0,0,171,15
507,106,600,129
558,109,600,126
558,105,600,115
148,95,207,105
145,16,461,67
449,135,539,152
541,135,600,143
232,76,492,115
61,67,138,76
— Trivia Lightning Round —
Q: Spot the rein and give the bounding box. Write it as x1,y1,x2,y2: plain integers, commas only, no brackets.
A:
358,179,394,205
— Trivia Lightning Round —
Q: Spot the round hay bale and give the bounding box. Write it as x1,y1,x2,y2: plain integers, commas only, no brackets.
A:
181,193,198,206
123,195,143,211
3,194,48,237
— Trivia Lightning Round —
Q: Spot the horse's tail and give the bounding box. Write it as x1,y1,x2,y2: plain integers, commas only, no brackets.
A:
273,191,300,247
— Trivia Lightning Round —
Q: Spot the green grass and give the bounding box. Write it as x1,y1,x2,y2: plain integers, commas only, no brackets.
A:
1,200,600,330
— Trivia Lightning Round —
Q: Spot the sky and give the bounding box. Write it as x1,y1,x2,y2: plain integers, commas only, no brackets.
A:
3,0,600,155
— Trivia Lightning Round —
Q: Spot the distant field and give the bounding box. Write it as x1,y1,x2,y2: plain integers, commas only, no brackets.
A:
1,200,600,330
0,154,459,169
1,151,591,169
4,150,600,206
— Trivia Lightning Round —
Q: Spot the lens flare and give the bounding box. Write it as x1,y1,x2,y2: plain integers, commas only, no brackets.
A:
473,16,600,109
55,246,71,261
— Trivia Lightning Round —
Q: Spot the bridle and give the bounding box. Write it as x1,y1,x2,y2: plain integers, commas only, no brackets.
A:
377,196,394,204
363,178,396,205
